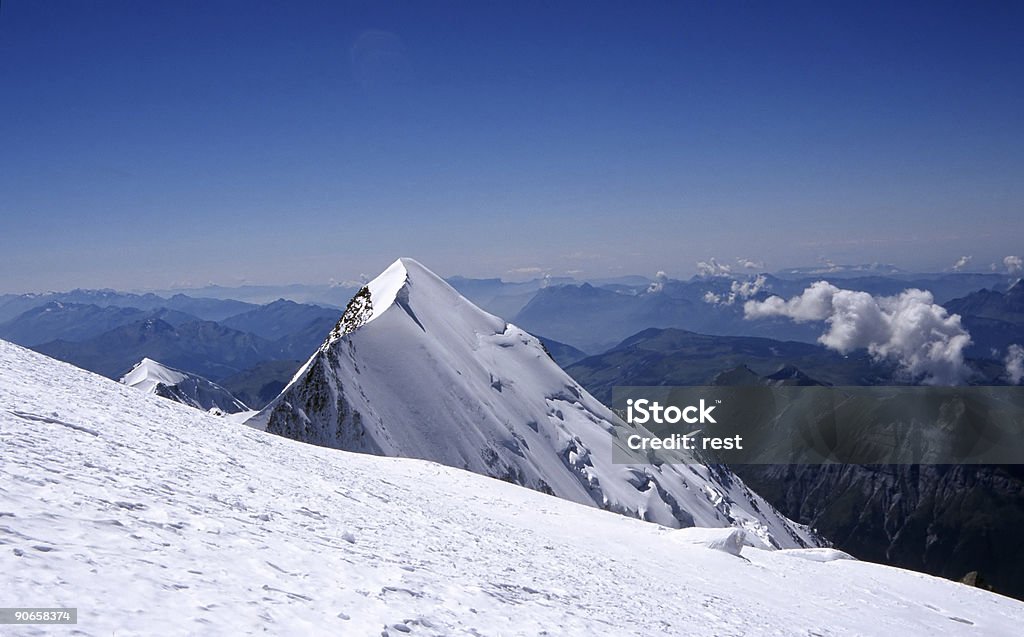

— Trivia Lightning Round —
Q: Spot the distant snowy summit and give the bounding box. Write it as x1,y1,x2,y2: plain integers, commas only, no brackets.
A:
121,357,249,414
252,258,821,549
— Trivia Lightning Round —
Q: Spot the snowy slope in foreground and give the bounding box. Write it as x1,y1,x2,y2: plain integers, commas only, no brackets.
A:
255,258,816,549
120,357,249,414
2,341,1022,636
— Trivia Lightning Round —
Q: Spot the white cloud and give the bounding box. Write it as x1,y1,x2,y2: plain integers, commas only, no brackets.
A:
951,256,972,272
736,258,764,270
696,258,732,278
731,275,767,299
1006,345,1024,385
704,275,768,306
1004,256,1023,275
744,282,973,385
648,271,669,293
743,280,837,321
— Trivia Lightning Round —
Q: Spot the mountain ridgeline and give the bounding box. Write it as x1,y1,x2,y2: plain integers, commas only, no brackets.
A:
0,297,345,384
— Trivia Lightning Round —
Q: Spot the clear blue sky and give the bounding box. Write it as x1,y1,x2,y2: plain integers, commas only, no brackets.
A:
1,1,1022,292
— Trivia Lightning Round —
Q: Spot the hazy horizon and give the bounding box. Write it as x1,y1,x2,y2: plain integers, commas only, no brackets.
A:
3,256,1023,298
2,2,1022,293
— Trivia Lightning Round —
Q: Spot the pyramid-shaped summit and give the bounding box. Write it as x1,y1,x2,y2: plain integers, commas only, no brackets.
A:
121,357,249,414
252,257,819,548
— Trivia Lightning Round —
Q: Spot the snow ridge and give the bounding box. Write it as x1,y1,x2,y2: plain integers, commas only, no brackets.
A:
121,357,249,414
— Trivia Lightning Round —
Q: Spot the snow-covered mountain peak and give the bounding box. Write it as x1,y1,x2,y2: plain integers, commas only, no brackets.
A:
256,258,821,548
121,357,189,393
355,257,411,324
324,257,500,347
121,357,249,414
367,257,417,317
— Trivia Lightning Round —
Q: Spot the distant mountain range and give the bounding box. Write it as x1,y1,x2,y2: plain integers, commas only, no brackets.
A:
0,302,196,346
566,327,892,403
945,279,1024,358
146,283,354,307
218,299,341,340
510,272,1016,353
4,270,1016,361
446,276,571,321
0,289,256,324
33,318,283,381
514,283,701,353
4,271,1017,396
218,359,304,410
946,279,1024,322
0,295,344,386
535,336,589,367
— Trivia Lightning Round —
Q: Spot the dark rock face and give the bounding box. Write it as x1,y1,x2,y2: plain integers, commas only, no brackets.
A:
960,571,996,592
266,347,381,455
329,287,373,342
734,463,1024,599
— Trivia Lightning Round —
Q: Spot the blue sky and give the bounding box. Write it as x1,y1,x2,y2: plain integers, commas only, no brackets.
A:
1,1,1022,292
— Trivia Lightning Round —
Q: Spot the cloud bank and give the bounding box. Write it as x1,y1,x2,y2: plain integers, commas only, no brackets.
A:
744,282,973,385
1005,256,1023,275
648,271,669,293
704,275,768,306
695,258,732,278
951,256,972,272
1006,344,1024,385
